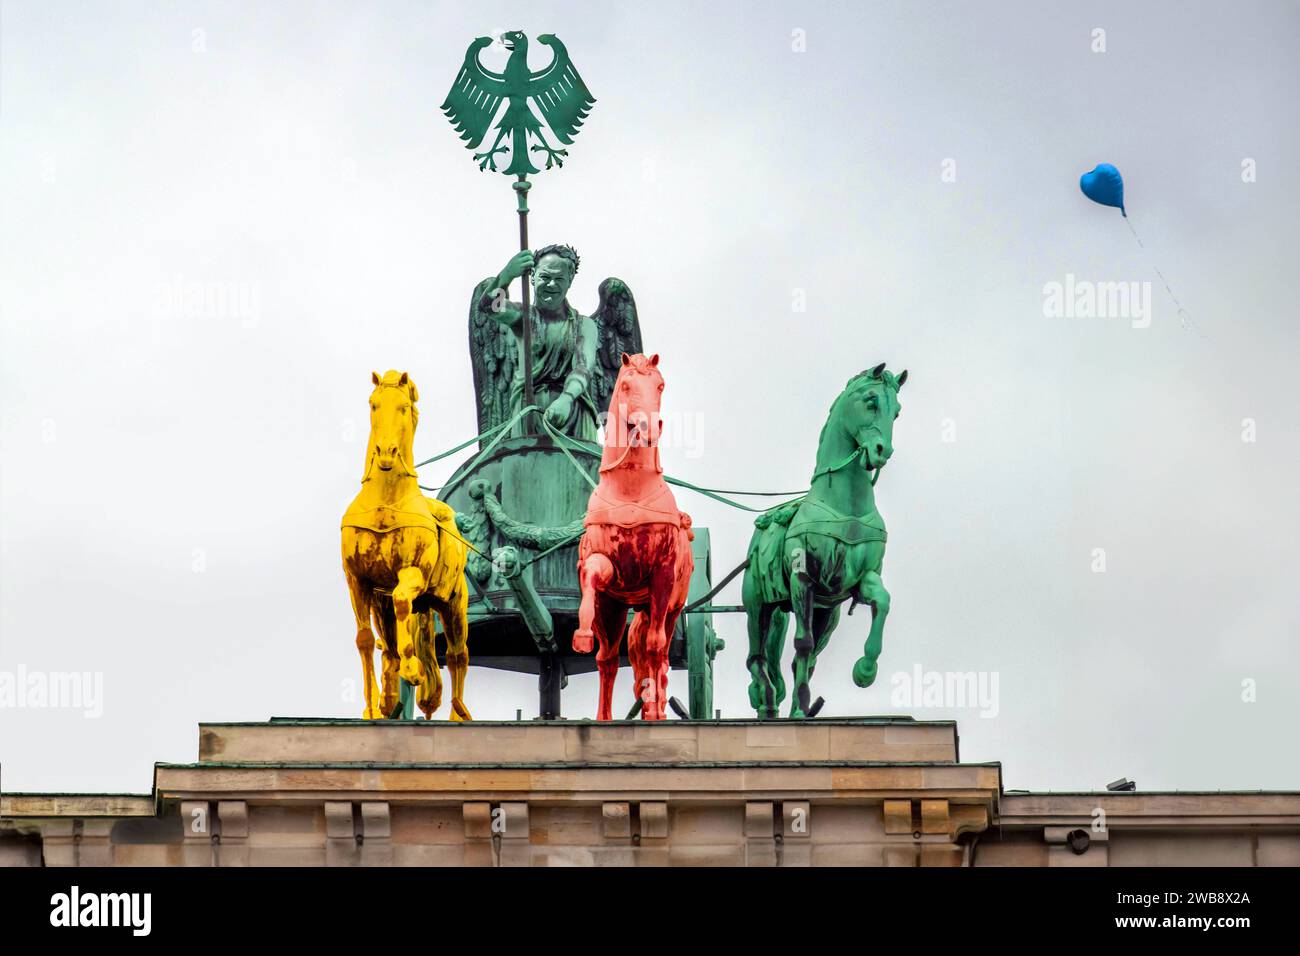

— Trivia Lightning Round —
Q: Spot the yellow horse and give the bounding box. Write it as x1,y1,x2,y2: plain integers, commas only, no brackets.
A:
341,370,472,720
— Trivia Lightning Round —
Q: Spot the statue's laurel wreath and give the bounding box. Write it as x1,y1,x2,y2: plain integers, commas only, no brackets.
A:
533,243,580,276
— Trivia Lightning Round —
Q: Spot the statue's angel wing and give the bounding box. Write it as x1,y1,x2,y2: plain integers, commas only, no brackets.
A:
468,279,517,445
590,278,642,417
528,35,596,145
440,37,506,150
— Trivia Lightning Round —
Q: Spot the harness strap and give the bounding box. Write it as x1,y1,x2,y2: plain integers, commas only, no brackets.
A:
811,445,885,487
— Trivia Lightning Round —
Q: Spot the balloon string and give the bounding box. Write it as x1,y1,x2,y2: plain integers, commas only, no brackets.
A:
1124,215,1144,249
1125,216,1200,336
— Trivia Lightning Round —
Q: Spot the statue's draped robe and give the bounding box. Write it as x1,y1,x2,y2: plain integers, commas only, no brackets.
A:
474,278,600,442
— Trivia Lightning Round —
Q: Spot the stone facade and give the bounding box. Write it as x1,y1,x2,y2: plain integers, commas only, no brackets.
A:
2,719,1297,867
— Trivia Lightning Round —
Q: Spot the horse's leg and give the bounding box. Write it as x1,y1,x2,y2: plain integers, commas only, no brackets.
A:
662,602,686,713
627,609,664,719
641,576,676,722
374,602,401,715
574,552,613,654
626,611,649,714
765,608,790,713
594,598,627,721
414,609,443,719
852,571,891,688
345,571,382,720
788,558,817,719
391,566,427,687
442,583,472,721
795,604,841,717
809,605,840,682
743,568,779,719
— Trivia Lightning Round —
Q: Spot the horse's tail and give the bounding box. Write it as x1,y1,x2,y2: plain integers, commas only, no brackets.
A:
412,608,443,717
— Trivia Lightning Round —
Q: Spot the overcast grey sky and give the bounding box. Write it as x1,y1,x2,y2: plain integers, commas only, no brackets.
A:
2,1,1297,794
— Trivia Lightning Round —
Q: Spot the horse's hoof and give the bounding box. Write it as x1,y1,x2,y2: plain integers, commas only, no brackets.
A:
451,700,472,722
572,629,594,654
852,656,878,688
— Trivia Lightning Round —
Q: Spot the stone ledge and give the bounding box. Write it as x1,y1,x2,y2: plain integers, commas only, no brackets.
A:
998,791,1300,829
197,718,959,766
0,794,155,819
152,761,1003,804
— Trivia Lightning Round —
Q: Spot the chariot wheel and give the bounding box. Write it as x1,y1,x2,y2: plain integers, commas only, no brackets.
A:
684,529,723,719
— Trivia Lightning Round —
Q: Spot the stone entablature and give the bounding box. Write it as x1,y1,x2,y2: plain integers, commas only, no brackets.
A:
2,719,1297,867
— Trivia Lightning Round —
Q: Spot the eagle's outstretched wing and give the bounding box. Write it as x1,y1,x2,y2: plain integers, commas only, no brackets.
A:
528,35,596,145
468,279,517,445
441,37,506,150
590,278,642,418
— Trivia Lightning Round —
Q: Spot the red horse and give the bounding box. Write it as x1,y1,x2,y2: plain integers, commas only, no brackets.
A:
573,353,693,720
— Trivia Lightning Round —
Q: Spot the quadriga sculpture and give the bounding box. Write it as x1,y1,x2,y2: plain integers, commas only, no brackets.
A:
341,371,472,720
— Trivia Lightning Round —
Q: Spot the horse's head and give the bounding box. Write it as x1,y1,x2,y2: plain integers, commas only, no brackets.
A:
608,352,664,450
366,370,419,478
839,363,907,471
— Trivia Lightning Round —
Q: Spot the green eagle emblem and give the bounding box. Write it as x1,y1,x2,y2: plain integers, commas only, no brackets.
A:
441,32,596,177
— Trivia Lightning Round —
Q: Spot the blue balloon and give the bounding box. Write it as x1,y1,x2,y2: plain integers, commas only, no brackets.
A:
1080,163,1125,217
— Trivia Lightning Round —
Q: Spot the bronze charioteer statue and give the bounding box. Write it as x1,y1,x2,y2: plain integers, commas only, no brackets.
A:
468,243,642,444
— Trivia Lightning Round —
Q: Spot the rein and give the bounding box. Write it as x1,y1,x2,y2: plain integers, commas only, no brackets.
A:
597,434,660,474
361,447,418,483
811,444,885,487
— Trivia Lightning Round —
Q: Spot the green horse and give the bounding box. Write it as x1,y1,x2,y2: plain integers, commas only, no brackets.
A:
743,363,907,719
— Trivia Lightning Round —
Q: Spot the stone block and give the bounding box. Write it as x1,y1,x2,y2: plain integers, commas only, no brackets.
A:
602,802,631,842
462,802,492,841
883,799,914,835
744,801,774,838
782,800,811,840
669,844,746,867
640,802,669,841
217,801,248,840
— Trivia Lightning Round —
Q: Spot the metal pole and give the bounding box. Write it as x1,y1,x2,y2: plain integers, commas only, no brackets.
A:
514,176,535,433
538,652,562,720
